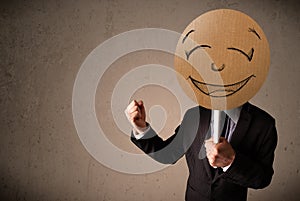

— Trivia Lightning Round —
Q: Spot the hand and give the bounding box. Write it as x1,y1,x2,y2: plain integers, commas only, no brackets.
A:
204,137,235,168
125,100,147,131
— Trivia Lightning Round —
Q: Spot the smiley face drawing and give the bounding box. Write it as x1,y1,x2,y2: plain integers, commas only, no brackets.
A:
174,9,270,110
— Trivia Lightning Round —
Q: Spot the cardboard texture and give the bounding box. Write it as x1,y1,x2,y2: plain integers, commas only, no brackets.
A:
174,9,270,110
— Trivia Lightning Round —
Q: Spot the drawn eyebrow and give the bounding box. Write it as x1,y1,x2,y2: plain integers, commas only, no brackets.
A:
182,29,195,43
248,28,261,40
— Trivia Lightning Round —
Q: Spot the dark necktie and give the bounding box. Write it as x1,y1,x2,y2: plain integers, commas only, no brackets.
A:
221,114,231,139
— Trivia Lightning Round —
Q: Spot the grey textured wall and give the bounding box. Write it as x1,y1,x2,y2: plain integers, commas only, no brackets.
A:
1,0,299,200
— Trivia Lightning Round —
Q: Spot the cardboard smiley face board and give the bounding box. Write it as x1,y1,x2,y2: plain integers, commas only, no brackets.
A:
174,9,270,110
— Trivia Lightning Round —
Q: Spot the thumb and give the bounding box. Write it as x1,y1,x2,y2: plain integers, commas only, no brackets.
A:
137,100,143,107
218,137,226,143
137,100,145,119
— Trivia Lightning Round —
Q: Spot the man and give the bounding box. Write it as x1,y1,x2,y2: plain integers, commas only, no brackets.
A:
126,9,278,201
126,100,277,201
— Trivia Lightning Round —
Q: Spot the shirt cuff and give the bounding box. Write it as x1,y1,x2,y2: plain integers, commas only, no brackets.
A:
222,163,232,172
132,123,151,140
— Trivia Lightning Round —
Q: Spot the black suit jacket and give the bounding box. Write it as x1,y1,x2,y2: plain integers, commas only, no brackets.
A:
131,102,277,201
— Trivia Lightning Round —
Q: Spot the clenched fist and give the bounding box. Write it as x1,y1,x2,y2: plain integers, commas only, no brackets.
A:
125,100,147,134
204,137,235,168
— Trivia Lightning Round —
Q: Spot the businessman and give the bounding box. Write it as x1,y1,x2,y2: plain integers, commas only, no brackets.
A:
126,9,278,201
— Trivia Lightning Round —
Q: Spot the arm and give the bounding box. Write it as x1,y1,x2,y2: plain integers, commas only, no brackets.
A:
126,100,199,164
131,125,183,164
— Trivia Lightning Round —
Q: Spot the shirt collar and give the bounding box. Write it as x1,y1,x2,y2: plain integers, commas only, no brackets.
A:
224,106,242,124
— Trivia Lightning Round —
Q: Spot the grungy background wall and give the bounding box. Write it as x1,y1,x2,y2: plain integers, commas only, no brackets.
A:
1,0,299,200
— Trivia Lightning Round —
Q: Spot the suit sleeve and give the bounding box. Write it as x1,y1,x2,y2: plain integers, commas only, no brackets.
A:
131,124,187,164
131,108,200,164
222,120,278,189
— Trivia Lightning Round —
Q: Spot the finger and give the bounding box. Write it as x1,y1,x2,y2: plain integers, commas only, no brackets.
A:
208,155,218,167
207,152,213,161
205,144,213,154
209,154,222,165
125,100,137,115
207,148,218,158
204,141,209,148
128,100,137,109
206,153,212,160
133,100,142,115
130,111,141,122
128,105,139,114
205,142,216,155
208,158,214,166
205,137,213,143
137,100,146,119
204,138,214,147
137,100,143,107
207,146,218,158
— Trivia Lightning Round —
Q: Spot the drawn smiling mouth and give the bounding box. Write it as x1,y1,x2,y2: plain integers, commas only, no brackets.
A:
188,75,256,97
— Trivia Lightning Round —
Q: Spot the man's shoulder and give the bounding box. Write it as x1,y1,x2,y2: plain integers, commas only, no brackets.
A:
246,102,275,124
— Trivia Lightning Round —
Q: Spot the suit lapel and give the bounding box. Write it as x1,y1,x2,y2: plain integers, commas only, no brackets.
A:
230,103,252,149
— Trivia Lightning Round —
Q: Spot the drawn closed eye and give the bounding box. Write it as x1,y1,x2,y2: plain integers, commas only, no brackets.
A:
227,47,254,62
185,45,211,60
